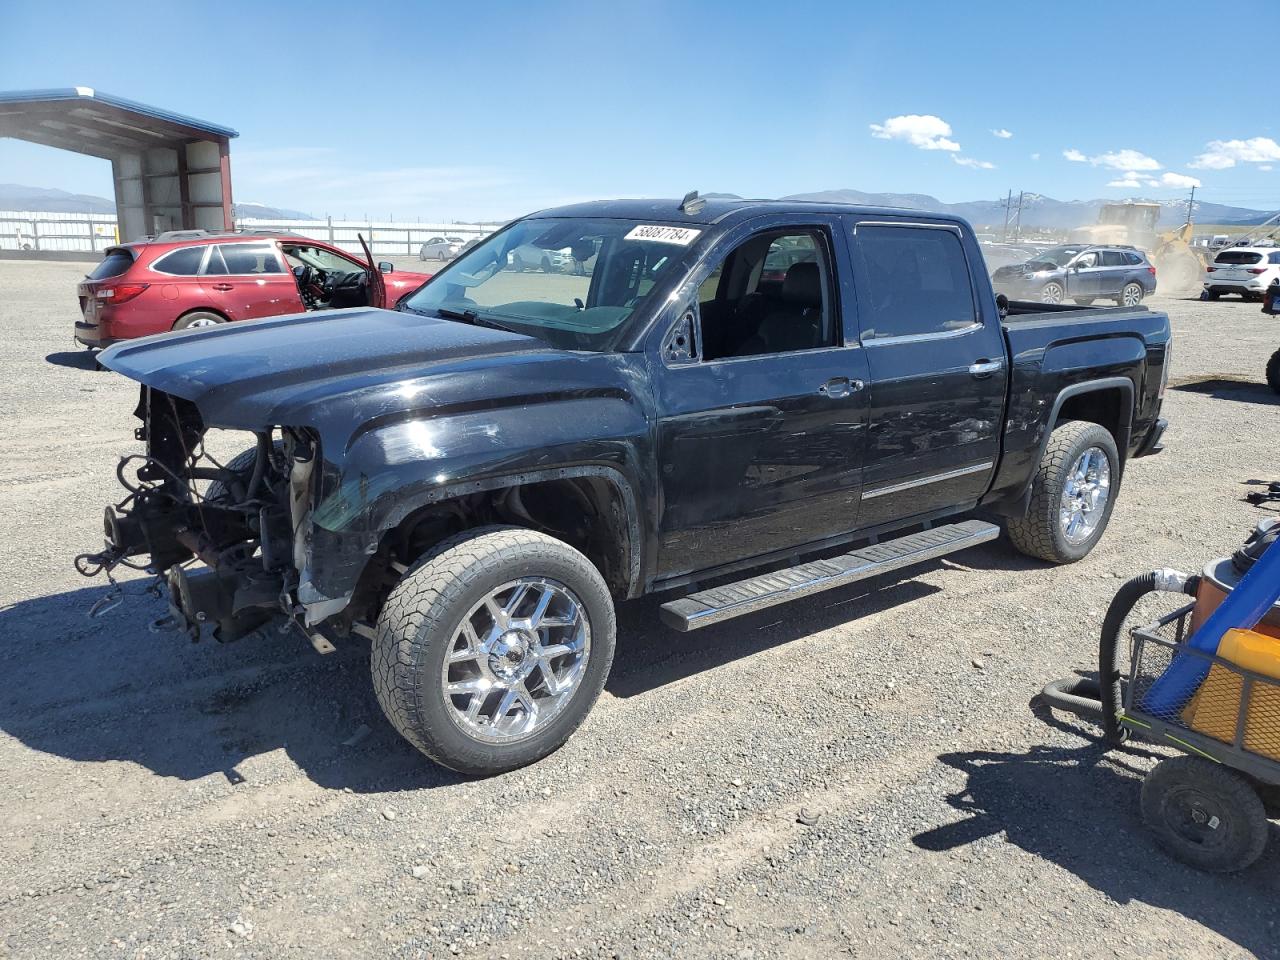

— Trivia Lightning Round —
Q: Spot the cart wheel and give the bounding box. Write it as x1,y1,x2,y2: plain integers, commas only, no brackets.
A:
1141,756,1270,873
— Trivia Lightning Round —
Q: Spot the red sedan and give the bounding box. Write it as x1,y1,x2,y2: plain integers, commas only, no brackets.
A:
75,231,432,347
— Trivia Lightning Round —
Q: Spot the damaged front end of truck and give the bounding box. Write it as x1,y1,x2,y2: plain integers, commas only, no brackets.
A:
77,384,343,647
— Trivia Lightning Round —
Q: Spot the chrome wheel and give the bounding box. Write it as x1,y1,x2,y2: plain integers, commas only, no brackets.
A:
1059,446,1111,545
441,577,590,744
1041,282,1065,304
185,316,219,328
1122,283,1143,307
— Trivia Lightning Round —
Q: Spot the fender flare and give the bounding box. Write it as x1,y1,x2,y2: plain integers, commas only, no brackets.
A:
1003,376,1135,515
379,463,645,599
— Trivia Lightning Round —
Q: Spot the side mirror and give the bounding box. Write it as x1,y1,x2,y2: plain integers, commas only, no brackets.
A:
378,261,394,274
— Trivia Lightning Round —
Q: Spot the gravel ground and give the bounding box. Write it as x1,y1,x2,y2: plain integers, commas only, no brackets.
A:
1,259,1278,959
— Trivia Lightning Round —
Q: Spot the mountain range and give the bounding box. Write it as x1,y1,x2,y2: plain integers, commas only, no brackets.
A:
781,189,1277,229
3,183,1274,230
0,184,314,220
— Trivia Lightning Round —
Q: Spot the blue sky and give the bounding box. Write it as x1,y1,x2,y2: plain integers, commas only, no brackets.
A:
2,0,1278,220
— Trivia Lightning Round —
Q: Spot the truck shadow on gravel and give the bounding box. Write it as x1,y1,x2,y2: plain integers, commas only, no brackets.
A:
1,561,957,793
0,582,463,795
1170,376,1279,405
914,719,1279,955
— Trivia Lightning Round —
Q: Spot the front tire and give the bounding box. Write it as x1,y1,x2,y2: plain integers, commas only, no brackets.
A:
1266,349,1280,395
1040,281,1065,304
1006,420,1120,563
371,527,616,775
1141,756,1269,873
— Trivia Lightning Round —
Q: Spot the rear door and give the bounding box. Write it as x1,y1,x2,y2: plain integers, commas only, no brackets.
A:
202,242,300,320
1098,250,1129,296
845,219,1008,529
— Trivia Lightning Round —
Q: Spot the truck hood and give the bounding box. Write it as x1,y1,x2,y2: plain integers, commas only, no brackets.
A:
98,307,555,430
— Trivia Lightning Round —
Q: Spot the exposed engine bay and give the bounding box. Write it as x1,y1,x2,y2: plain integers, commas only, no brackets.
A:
75,386,326,645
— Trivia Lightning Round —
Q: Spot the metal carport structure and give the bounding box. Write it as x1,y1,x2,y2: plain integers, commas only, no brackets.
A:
0,87,238,242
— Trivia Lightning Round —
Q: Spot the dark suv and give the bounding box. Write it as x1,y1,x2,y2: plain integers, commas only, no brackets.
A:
991,244,1157,305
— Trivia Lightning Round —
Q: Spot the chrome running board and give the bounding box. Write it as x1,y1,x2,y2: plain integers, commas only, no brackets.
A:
659,520,1001,632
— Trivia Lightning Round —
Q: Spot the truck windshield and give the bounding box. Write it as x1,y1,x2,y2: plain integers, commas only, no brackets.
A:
402,217,699,350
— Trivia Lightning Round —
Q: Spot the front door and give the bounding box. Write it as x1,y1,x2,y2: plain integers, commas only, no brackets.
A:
653,220,870,578
1067,249,1105,299
845,219,1008,529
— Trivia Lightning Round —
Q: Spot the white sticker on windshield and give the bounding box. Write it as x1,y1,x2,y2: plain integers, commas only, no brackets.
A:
624,225,702,246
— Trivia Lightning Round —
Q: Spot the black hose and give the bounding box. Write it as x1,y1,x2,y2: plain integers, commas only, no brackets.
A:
246,432,271,502
1098,571,1199,745
1040,676,1103,719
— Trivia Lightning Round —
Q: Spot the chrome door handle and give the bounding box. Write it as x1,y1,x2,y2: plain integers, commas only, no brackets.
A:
969,359,1003,378
819,377,865,398
211,283,233,291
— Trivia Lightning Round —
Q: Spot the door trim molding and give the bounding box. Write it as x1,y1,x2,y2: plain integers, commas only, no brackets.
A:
862,461,994,500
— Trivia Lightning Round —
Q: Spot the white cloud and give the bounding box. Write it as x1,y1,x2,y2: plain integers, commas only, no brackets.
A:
869,114,960,152
1161,172,1201,189
1030,153,1041,161
953,156,995,170
991,128,1013,139
1189,137,1280,170
1064,147,1161,171
1107,177,1143,189
1262,164,1274,172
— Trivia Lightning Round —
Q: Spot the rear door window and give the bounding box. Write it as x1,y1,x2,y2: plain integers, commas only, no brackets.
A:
88,249,134,280
851,224,977,340
1216,250,1264,265
1100,251,1127,266
208,243,284,275
151,246,206,276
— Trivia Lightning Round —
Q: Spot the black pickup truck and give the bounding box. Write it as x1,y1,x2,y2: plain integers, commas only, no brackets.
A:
84,196,1171,774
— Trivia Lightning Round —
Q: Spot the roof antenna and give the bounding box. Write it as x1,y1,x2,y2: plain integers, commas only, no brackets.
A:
680,190,706,215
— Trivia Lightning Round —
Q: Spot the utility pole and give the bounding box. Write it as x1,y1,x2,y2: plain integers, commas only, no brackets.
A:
1001,189,1013,243
1013,191,1025,243
1185,185,1196,227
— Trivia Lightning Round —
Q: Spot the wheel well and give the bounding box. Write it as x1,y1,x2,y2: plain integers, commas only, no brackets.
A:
369,476,635,602
1055,387,1128,453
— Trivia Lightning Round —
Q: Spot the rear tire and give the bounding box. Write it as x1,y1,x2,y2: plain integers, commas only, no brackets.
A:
371,526,616,776
1266,349,1280,395
172,310,225,331
1141,756,1269,873
511,255,525,273
1118,282,1144,307
1006,420,1120,564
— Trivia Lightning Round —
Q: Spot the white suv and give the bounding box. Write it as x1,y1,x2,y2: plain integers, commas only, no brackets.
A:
1203,247,1280,301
